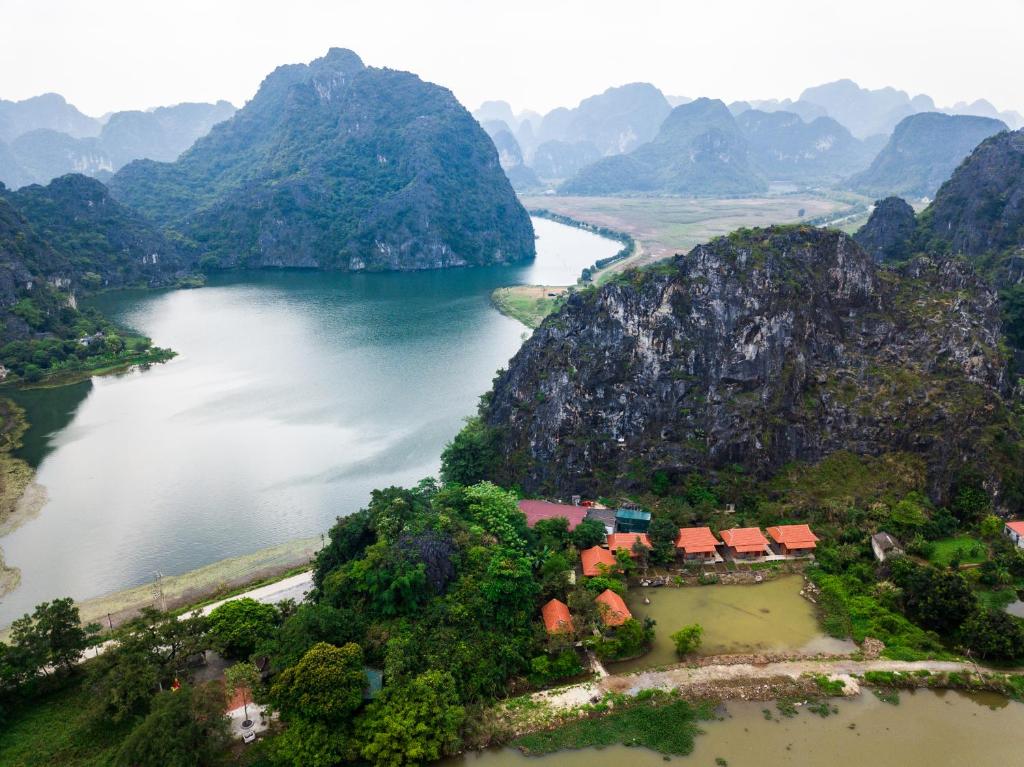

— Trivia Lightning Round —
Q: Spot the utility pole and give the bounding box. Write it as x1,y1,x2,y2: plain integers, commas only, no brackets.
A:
153,571,166,612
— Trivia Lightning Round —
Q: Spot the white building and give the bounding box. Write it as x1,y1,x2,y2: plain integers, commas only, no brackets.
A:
871,532,903,562
1004,521,1024,549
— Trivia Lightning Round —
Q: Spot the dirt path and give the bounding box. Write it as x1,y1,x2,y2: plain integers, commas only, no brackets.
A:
533,657,986,710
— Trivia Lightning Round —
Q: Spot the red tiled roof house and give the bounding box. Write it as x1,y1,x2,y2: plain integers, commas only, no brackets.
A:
766,524,819,556
595,589,632,627
581,546,617,576
1005,520,1024,549
606,532,651,556
720,527,769,559
675,526,721,561
541,598,574,635
518,500,588,531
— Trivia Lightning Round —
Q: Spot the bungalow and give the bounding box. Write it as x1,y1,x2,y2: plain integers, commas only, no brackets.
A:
595,589,632,627
607,532,652,556
1004,521,1024,549
871,531,903,562
518,500,588,531
615,508,652,533
720,527,770,559
766,524,819,556
541,598,574,635
581,545,618,577
676,526,721,561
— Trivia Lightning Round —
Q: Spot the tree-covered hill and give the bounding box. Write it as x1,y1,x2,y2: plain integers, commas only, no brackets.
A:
110,48,535,271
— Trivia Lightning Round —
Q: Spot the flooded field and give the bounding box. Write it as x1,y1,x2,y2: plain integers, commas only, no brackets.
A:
446,689,1024,766
609,576,851,673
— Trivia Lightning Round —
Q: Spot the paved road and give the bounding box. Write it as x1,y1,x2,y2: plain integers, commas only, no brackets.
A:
196,571,314,616
79,570,314,662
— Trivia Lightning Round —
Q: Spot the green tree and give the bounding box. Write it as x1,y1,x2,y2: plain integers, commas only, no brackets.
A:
207,598,279,660
258,603,367,673
979,515,1004,539
961,609,1024,661
439,416,499,486
266,718,354,767
358,670,465,767
225,662,261,724
571,518,608,549
270,642,367,725
614,548,635,577
532,517,571,552
115,683,230,767
670,624,703,656
464,482,528,549
891,559,976,636
88,646,162,723
648,517,678,565
9,597,98,676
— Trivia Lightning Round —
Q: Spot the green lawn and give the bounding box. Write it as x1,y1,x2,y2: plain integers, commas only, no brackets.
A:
490,286,565,328
927,535,988,567
0,677,131,767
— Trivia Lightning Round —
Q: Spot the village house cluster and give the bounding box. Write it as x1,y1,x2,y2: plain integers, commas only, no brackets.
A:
518,499,821,636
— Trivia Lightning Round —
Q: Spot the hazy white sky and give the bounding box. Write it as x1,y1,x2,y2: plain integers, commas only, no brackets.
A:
2,0,1022,117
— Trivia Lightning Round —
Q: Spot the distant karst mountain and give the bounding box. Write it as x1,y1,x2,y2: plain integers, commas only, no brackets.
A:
478,120,541,192
536,83,671,157
471,226,1020,506
561,98,766,196
110,48,534,271
798,80,934,139
848,112,1007,199
0,100,236,189
0,93,99,142
735,109,877,184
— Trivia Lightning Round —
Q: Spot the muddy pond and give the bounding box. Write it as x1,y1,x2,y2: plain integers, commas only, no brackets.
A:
446,689,1024,766
609,576,853,673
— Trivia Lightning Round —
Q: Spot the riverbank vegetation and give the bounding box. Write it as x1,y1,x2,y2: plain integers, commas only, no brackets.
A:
490,286,567,329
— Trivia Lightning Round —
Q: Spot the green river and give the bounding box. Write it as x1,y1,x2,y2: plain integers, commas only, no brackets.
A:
0,217,619,624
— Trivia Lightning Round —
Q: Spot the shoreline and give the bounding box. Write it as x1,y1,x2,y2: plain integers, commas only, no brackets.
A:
0,535,320,639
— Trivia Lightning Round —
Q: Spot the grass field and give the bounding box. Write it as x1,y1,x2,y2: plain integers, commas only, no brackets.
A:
491,285,567,328
0,677,131,767
927,535,988,567
522,193,869,273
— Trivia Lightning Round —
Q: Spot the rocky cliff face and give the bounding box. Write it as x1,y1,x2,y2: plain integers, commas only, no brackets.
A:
854,197,917,262
110,48,535,271
482,226,1020,505
920,128,1024,259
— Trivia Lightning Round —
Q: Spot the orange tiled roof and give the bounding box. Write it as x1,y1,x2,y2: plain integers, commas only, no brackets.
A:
675,526,720,553
766,524,819,549
606,532,651,554
595,589,632,627
581,546,617,576
720,527,769,553
541,598,574,634
1006,521,1024,536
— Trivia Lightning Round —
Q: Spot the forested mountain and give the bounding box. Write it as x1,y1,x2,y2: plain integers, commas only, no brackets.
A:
853,196,917,262
469,226,1021,507
111,48,534,271
735,109,876,183
848,113,1007,199
561,98,766,195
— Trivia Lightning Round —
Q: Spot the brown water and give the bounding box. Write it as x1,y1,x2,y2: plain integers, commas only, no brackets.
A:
609,577,852,673
446,690,1024,766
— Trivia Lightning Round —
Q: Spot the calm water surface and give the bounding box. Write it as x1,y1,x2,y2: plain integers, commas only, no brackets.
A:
446,690,1024,766
610,577,854,673
0,217,618,623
